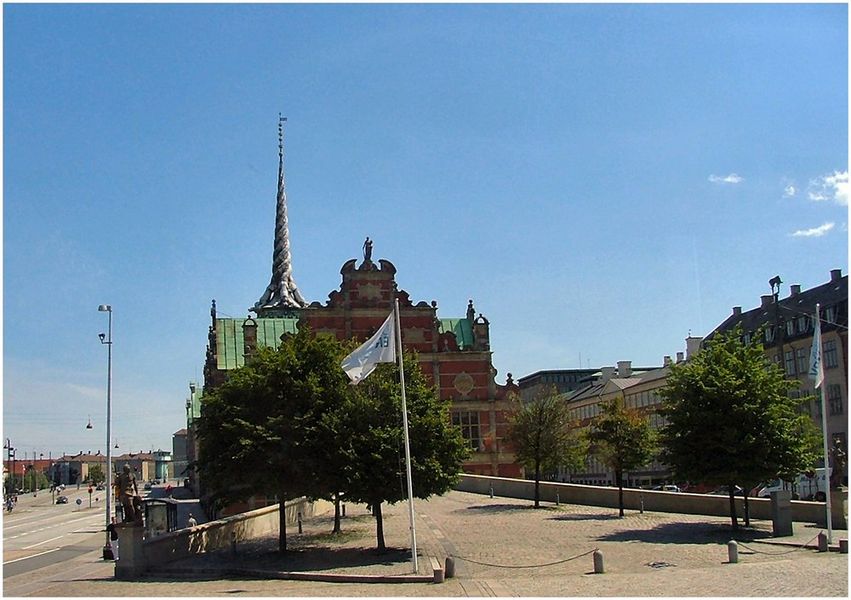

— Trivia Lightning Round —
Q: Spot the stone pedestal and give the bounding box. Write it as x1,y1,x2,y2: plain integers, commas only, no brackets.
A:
770,490,793,537
114,524,145,580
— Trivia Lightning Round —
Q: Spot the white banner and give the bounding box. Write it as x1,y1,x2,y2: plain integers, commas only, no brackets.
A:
341,311,396,384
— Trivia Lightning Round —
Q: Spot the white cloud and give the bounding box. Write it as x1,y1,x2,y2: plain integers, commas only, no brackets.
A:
783,184,796,198
790,222,835,238
808,170,849,205
708,173,744,184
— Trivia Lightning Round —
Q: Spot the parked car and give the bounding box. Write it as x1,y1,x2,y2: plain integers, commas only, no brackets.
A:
56,495,69,504
95,484,105,491
143,482,152,490
709,485,744,496
651,484,681,493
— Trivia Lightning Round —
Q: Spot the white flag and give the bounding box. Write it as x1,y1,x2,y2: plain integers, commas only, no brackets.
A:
341,311,396,384
809,306,824,389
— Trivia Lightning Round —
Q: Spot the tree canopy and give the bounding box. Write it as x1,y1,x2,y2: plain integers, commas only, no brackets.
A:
659,328,822,528
195,329,469,552
506,385,587,508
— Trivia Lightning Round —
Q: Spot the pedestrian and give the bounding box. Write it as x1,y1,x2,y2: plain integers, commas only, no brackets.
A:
106,517,119,560
187,513,197,528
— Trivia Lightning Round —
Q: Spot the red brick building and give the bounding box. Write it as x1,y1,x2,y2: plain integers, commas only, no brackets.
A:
196,120,520,488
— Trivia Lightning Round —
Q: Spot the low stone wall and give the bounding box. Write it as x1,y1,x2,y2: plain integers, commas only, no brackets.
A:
456,474,847,529
116,497,332,578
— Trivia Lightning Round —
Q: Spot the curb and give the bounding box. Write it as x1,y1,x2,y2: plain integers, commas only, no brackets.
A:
149,566,436,584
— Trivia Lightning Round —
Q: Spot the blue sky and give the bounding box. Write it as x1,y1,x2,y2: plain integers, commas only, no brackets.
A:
3,3,848,458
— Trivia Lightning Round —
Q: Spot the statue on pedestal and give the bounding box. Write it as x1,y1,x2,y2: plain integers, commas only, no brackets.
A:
116,464,142,525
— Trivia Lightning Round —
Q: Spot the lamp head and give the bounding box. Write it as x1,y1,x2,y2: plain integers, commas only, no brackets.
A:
98,333,106,342
98,304,111,312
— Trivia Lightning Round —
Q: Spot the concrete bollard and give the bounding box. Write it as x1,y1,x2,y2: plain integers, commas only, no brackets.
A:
445,556,455,578
839,538,848,554
342,504,346,517
297,512,303,534
640,494,644,514
818,532,828,552
489,485,494,499
593,550,604,574
556,493,560,506
727,540,738,563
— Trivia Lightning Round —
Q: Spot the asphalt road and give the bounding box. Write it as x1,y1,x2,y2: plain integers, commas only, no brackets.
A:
3,486,110,578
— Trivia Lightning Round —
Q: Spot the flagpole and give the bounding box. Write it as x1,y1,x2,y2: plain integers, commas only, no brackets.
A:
394,298,418,573
813,303,833,544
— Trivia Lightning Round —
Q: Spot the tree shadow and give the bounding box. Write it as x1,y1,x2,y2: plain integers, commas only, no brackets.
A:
547,513,623,522
593,521,774,545
460,503,560,514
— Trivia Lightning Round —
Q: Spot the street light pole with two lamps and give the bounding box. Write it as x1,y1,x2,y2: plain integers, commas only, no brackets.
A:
98,304,115,560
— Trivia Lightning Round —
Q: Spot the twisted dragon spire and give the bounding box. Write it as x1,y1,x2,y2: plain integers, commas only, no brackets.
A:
253,115,308,314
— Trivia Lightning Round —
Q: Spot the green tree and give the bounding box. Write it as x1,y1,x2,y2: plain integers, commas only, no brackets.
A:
341,351,470,551
588,396,656,517
505,385,587,508
659,328,821,529
195,327,351,552
88,464,106,485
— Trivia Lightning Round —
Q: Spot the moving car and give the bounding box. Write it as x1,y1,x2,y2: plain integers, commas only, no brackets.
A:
650,484,681,493
56,495,69,504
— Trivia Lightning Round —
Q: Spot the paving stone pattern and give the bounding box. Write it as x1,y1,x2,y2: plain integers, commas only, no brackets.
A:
5,490,847,596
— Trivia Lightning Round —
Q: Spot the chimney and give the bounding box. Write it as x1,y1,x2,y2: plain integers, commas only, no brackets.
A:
676,352,684,363
831,268,842,282
790,284,801,297
760,295,773,308
600,367,616,382
663,355,672,366
617,360,632,377
686,336,703,359
733,306,742,316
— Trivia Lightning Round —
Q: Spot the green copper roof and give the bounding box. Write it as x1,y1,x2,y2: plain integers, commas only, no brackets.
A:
438,318,474,350
215,318,299,370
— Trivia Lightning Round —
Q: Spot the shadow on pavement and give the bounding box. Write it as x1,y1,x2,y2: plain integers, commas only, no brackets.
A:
594,521,774,544
460,503,561,514
547,513,622,521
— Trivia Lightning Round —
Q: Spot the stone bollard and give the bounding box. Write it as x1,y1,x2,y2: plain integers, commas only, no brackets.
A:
445,556,455,578
556,493,560,506
297,512,303,534
817,532,828,552
727,540,738,563
342,504,346,518
593,550,604,574
839,539,848,554
640,494,644,514
489,485,494,499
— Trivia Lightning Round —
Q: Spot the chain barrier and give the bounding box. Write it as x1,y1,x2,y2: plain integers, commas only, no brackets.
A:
735,533,822,556
452,547,599,569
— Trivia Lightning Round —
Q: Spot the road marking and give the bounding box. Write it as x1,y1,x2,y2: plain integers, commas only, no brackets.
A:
3,547,60,565
22,535,66,550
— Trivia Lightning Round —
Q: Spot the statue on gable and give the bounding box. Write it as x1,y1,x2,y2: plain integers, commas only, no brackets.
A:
362,237,374,264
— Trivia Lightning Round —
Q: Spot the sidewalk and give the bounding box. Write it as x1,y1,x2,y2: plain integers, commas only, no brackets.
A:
5,490,847,597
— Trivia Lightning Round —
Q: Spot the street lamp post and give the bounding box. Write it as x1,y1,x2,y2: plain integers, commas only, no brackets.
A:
98,304,114,560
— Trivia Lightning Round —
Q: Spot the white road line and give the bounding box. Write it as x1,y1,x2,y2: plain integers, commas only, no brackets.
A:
22,535,66,550
3,547,60,565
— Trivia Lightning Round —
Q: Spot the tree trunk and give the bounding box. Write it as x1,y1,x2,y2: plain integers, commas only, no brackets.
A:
534,462,541,508
616,469,625,517
742,488,751,528
374,501,386,552
279,492,288,553
333,494,341,534
728,486,738,530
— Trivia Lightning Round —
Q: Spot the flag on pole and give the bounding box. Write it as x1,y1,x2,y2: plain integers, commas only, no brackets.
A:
809,305,824,390
341,311,396,384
